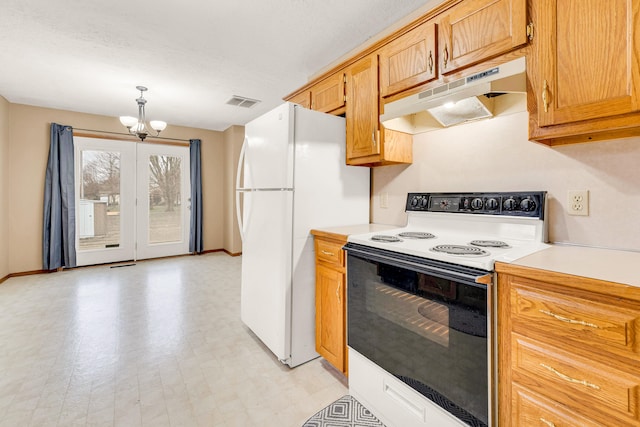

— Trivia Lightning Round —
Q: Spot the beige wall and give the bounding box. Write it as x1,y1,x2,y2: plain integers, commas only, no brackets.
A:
372,111,640,252
222,125,244,255
0,96,9,279
7,104,225,274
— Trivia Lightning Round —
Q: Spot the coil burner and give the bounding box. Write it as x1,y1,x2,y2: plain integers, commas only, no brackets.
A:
469,240,510,248
397,232,436,239
430,245,489,257
371,235,403,243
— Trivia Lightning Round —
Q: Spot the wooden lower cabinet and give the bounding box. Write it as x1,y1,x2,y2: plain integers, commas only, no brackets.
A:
497,262,640,427
312,233,348,375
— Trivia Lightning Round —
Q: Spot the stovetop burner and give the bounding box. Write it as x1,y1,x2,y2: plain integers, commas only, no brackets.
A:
469,240,510,248
371,235,402,243
430,245,489,257
398,231,436,239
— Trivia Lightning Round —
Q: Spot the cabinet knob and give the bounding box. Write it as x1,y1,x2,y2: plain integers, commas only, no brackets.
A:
542,79,550,113
428,50,434,73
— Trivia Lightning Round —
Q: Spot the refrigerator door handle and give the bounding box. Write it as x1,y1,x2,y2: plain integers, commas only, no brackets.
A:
235,137,248,242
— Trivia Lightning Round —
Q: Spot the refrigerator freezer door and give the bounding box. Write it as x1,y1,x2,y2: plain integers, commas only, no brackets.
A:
243,103,295,190
239,189,294,363
292,107,370,239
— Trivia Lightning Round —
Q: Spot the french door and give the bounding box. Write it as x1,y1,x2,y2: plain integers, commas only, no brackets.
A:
74,137,190,266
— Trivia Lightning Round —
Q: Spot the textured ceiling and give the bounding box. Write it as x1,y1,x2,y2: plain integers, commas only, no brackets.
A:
0,0,444,131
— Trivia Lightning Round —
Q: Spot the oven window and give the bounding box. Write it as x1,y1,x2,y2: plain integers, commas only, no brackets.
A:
348,254,488,427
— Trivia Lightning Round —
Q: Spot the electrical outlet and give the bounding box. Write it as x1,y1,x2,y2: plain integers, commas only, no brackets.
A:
567,190,589,216
380,192,389,209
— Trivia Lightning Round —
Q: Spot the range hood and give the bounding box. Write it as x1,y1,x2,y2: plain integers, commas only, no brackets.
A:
381,57,527,133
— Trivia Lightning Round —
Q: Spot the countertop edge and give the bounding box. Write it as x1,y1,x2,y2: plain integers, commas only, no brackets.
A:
503,245,640,288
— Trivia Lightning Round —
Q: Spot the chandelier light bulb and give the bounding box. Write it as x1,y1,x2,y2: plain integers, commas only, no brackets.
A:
150,120,167,132
119,116,137,128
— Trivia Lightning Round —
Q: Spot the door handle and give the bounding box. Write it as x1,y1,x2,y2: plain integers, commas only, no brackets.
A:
235,137,248,242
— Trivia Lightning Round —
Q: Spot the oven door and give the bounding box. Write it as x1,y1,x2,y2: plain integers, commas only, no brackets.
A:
344,243,491,427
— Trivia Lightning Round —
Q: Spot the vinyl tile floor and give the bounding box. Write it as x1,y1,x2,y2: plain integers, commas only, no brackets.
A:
0,253,348,427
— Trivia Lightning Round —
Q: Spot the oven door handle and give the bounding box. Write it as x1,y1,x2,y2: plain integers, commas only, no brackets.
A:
344,243,492,288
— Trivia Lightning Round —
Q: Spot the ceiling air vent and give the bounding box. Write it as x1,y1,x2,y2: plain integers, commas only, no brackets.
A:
226,95,261,108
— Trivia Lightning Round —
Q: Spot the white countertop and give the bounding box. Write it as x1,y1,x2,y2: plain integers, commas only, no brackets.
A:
510,245,640,288
310,223,398,240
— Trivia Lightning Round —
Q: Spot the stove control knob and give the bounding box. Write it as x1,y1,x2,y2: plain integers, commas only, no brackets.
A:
411,197,419,207
503,198,517,211
471,198,483,210
486,198,499,210
420,197,428,208
520,198,536,211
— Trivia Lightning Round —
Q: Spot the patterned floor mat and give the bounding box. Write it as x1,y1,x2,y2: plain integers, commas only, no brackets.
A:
302,395,385,427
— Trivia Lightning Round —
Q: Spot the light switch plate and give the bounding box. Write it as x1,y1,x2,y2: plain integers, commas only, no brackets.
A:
380,192,389,209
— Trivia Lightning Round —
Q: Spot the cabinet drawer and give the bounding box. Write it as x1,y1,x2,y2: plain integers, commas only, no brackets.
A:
512,334,640,425
510,282,640,358
513,384,603,427
315,239,344,267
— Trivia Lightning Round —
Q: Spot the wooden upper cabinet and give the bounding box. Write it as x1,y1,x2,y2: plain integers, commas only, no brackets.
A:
346,55,381,162
439,0,527,74
311,72,346,113
288,91,311,109
533,0,640,127
379,20,438,98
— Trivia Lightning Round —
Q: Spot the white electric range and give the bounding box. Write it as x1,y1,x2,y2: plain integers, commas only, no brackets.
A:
344,192,548,427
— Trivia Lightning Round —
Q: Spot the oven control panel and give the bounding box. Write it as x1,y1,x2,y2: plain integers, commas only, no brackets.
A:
406,192,546,218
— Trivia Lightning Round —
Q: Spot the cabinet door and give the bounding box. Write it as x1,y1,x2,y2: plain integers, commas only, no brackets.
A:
535,0,640,126
311,72,345,113
315,264,345,372
379,20,437,98
439,0,527,74
289,91,311,109
346,55,380,162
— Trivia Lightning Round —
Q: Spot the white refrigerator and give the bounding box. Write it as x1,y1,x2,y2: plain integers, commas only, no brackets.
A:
235,102,370,367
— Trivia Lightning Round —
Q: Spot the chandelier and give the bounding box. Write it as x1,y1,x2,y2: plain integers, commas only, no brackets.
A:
119,86,167,141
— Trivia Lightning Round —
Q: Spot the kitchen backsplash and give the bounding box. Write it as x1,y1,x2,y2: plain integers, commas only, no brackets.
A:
372,111,640,252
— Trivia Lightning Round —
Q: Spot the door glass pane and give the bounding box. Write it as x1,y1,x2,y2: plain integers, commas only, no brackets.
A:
148,155,182,244
78,150,121,251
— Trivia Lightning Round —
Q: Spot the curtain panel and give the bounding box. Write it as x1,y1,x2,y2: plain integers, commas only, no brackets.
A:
189,139,203,253
43,123,77,270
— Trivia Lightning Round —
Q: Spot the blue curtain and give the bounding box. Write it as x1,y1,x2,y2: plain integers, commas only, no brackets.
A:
43,123,76,270
189,139,203,253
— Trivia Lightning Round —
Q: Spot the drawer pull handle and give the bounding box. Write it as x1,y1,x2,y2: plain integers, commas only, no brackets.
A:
540,363,601,390
539,309,599,329
443,44,449,68
539,418,555,427
321,250,335,256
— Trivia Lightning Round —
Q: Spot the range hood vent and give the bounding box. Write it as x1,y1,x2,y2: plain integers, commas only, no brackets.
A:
381,57,527,132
